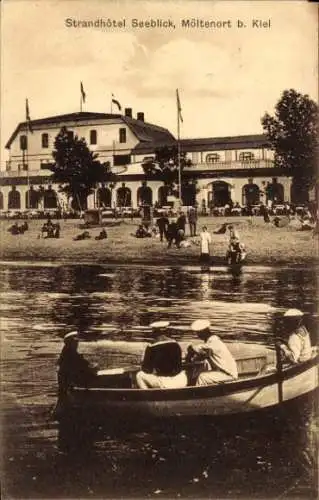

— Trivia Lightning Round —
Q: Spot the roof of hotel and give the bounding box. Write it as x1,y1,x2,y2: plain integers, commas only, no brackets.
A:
5,111,175,149
180,134,270,152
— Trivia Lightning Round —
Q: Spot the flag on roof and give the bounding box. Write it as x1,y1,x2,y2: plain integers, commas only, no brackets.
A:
176,89,183,123
80,81,86,103
112,94,122,111
25,98,33,133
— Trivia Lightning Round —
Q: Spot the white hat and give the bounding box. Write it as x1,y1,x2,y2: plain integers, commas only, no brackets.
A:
64,331,79,341
150,321,170,329
191,319,211,331
283,309,304,317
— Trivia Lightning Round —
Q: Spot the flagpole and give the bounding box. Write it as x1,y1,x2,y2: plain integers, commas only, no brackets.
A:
111,94,113,114
25,100,30,211
80,94,82,112
177,90,182,205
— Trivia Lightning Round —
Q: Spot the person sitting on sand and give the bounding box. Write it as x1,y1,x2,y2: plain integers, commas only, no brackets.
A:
73,230,91,241
213,222,228,235
299,215,314,231
19,221,29,233
135,224,152,238
8,222,20,235
95,228,107,240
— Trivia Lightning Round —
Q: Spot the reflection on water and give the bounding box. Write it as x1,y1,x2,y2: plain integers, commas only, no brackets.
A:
1,263,318,498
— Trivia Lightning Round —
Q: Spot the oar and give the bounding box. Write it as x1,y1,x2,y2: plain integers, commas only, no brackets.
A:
274,340,284,404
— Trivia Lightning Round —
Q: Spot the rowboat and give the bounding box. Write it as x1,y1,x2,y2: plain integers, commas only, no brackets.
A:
57,344,318,422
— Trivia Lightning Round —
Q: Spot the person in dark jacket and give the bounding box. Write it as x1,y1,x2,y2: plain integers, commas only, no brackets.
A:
156,214,169,242
136,321,187,389
177,211,186,234
167,219,179,248
188,207,197,236
57,331,98,399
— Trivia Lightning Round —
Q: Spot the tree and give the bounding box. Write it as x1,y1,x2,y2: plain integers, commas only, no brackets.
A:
261,89,318,203
142,145,197,205
49,127,115,210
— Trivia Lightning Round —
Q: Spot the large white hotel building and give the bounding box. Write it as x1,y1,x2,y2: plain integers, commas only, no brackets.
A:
0,108,303,213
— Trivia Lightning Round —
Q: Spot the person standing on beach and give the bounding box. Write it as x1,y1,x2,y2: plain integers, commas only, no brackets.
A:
156,213,169,242
199,226,212,263
188,207,197,236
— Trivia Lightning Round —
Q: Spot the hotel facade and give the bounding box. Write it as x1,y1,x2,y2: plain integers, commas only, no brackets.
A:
0,109,303,213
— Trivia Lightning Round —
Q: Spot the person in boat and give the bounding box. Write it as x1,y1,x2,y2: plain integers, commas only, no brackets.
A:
135,321,188,389
186,319,238,386
278,309,312,364
57,331,98,398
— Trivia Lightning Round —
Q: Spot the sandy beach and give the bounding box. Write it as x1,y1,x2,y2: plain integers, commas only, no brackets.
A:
0,216,317,266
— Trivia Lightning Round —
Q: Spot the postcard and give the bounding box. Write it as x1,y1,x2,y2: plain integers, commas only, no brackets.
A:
1,1,318,499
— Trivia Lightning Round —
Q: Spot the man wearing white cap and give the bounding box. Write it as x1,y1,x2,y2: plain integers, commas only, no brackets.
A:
57,331,98,398
187,319,238,385
136,321,187,389
279,309,312,363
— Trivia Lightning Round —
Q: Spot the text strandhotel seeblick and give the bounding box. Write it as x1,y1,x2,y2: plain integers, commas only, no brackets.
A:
64,18,271,29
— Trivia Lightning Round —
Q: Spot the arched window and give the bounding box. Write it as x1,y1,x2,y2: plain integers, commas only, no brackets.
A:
117,185,131,207
8,187,21,209
43,187,58,209
208,181,231,208
20,135,27,150
206,153,220,163
158,185,169,207
97,186,111,207
137,184,153,206
242,183,260,205
0,191,3,210
41,133,49,148
90,130,97,145
182,182,196,206
239,152,255,162
25,187,39,209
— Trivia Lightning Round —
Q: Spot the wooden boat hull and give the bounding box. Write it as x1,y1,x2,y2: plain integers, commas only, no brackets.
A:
61,355,318,420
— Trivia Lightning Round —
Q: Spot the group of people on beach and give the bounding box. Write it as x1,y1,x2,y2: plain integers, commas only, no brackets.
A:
132,208,247,265
57,308,312,395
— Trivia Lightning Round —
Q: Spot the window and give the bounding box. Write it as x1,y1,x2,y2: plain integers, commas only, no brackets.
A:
20,135,27,150
239,152,255,162
119,128,126,143
90,130,97,145
113,154,131,166
206,153,220,163
41,133,49,148
40,161,55,170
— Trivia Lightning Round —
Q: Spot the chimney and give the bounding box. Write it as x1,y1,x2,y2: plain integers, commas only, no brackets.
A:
125,107,132,118
137,112,144,122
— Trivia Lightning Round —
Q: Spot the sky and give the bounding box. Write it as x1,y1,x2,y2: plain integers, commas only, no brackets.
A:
1,0,318,166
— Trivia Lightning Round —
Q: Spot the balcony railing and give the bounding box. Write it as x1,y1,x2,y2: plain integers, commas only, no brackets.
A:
185,159,275,171
0,168,52,178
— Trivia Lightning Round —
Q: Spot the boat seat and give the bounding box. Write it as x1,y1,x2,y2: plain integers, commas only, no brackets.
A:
236,355,268,377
